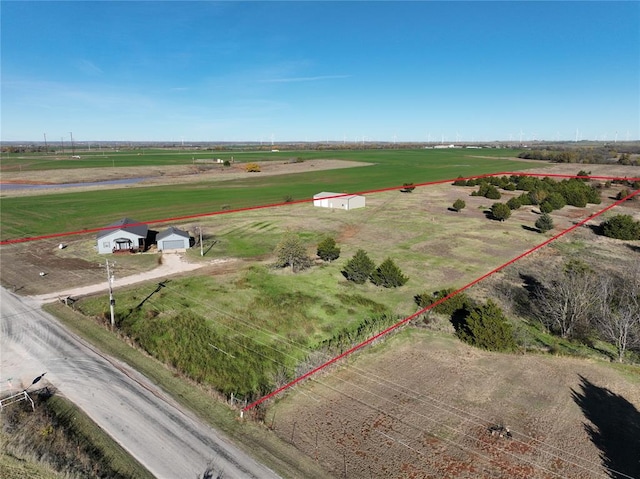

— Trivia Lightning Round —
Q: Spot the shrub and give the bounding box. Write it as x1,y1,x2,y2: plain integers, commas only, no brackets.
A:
577,170,591,181
546,192,566,210
491,202,511,221
485,185,502,200
616,189,631,201
452,177,467,186
370,258,408,288
245,163,261,172
415,288,474,317
506,197,522,210
600,215,640,240
317,237,340,262
528,189,549,205
474,183,501,199
540,201,553,214
455,300,517,352
535,213,554,233
222,159,231,167
342,249,376,284
400,182,416,193
452,199,466,212
283,195,294,203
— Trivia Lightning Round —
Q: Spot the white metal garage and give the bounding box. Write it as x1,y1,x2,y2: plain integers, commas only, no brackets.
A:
313,192,365,210
157,227,190,252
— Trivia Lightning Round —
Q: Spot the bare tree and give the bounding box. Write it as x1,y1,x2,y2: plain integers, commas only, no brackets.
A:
593,267,640,362
534,261,598,339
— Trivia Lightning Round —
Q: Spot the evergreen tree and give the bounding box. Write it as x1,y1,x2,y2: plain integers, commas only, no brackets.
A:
452,199,466,212
535,213,554,233
317,237,340,262
506,197,522,210
491,202,511,221
456,300,516,352
342,249,375,284
370,258,409,288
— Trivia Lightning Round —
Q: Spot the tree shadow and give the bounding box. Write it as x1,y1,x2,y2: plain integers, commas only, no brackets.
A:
521,225,539,233
571,375,640,478
626,243,640,254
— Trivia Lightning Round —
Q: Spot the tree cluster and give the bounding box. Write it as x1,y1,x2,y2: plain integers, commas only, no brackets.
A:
532,261,640,361
342,250,408,288
517,147,615,164
454,174,601,214
600,214,640,240
414,289,516,352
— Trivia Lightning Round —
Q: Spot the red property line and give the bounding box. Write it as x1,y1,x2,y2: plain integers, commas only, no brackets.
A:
2,172,637,246
242,187,640,412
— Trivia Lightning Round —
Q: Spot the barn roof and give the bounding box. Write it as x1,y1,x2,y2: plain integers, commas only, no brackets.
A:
96,218,148,239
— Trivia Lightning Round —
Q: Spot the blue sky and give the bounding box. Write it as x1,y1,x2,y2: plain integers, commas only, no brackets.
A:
2,1,639,142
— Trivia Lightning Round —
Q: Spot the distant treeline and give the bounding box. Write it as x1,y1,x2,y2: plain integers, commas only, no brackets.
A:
518,147,640,164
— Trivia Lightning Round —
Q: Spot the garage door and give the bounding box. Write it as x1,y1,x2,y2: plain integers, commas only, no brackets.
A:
162,240,185,250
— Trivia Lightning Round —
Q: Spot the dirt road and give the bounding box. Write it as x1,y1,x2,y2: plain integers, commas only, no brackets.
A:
0,288,280,479
31,252,221,304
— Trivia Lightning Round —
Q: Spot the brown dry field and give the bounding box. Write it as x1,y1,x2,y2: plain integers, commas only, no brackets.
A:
269,329,640,479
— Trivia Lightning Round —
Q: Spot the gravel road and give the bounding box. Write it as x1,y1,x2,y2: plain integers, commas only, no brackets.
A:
0,287,280,479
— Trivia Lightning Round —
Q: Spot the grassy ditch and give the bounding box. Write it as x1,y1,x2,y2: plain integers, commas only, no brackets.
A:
72,263,405,400
45,303,332,479
1,388,153,479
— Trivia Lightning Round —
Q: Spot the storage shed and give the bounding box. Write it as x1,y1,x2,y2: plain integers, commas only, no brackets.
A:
313,192,365,210
97,218,148,254
157,227,190,252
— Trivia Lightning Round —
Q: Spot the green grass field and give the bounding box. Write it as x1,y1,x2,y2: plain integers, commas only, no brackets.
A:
0,148,533,240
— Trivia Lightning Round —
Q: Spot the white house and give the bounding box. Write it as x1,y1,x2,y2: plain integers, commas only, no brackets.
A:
97,218,148,254
313,192,366,210
157,227,190,252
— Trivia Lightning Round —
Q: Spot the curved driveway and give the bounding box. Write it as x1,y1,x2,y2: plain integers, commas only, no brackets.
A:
0,288,280,479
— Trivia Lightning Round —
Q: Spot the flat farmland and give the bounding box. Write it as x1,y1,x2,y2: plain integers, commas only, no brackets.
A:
2,151,639,478
0,148,533,241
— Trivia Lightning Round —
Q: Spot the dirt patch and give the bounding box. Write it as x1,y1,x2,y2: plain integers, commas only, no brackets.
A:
270,332,640,478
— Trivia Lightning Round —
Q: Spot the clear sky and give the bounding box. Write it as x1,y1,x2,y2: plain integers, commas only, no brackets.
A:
2,1,639,143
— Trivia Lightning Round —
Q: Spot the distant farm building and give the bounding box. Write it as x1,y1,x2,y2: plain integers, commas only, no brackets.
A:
97,218,148,254
313,192,366,210
157,227,190,252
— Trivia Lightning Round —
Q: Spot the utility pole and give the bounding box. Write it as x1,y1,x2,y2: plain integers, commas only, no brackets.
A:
105,260,115,330
199,227,203,256
43,133,48,152
70,132,75,155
